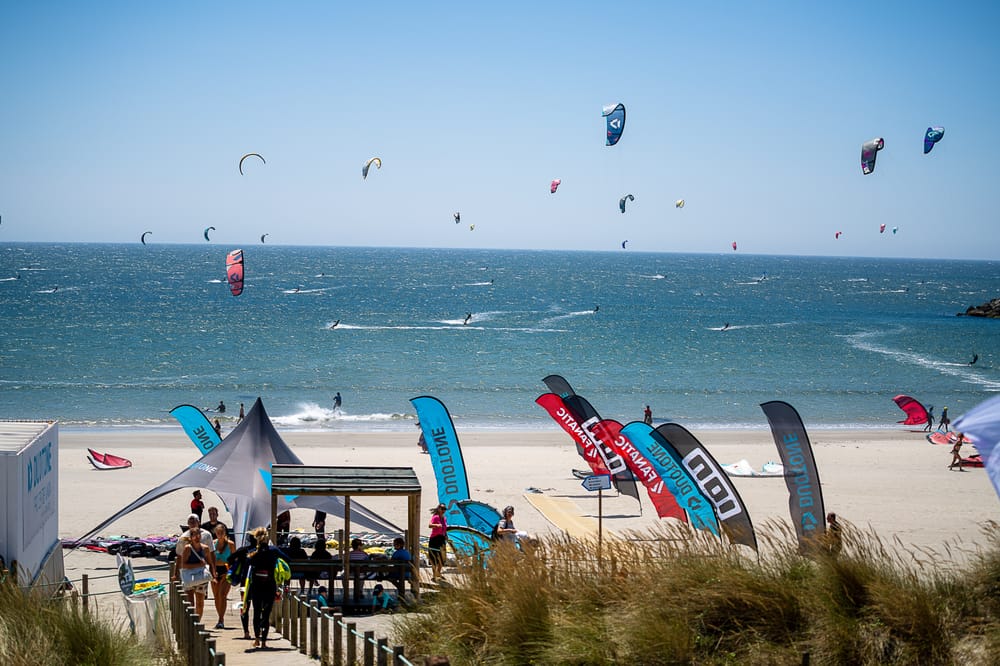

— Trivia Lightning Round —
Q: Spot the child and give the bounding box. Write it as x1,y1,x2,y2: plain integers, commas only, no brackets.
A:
371,584,395,613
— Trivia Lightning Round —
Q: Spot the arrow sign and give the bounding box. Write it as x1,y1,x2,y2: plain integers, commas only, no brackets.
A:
581,474,612,492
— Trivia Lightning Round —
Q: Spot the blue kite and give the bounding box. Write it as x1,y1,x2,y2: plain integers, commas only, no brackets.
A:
602,103,626,146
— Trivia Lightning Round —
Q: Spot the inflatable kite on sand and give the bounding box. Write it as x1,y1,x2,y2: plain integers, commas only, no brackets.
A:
87,449,133,470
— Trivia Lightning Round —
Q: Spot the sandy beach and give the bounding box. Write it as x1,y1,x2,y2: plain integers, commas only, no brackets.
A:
60,427,997,557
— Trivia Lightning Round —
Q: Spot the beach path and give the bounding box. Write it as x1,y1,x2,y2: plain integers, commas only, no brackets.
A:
524,493,599,538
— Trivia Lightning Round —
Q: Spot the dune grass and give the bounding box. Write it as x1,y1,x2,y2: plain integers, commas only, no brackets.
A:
396,520,1000,665
0,576,161,666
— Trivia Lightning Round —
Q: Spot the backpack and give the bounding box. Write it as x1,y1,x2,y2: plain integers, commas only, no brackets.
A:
274,556,291,586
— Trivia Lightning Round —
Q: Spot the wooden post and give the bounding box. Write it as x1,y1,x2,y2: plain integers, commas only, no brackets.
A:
333,612,344,666
346,621,357,664
392,646,406,665
377,637,388,666
290,594,299,647
299,596,308,654
309,600,319,657
282,590,291,641
320,605,330,666
363,630,375,665
206,638,216,666
81,574,89,614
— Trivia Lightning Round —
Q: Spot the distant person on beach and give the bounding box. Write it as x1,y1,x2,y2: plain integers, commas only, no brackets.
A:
308,539,333,593
371,584,396,613
923,406,935,433
428,504,448,581
333,392,342,411
216,401,226,414
200,506,226,536
237,402,245,423
348,538,369,562
389,537,412,592
191,490,205,521
416,422,428,453
284,536,309,592
948,434,965,471
643,405,652,425
938,406,950,432
176,530,213,619
493,505,518,545
824,512,842,556
213,418,222,437
312,510,327,542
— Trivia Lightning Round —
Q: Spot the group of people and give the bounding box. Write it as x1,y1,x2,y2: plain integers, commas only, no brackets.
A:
923,405,951,432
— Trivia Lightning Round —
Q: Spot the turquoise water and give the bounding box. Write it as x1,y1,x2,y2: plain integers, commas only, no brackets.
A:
1,243,997,430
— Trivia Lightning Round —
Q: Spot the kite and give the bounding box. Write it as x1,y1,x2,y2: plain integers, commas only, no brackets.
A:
238,153,265,175
226,249,244,297
550,179,561,194
140,231,152,245
454,212,461,224
835,231,843,239
675,199,685,208
619,194,635,213
260,233,268,244
880,224,886,234
602,103,626,146
732,241,737,251
923,127,945,154
203,226,215,242
469,224,475,231
892,226,898,235
362,156,382,179
861,137,884,174
621,239,629,249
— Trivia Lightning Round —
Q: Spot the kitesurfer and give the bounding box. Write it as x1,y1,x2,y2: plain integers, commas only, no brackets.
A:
938,406,950,433
643,405,652,425
329,320,340,329
217,401,226,414
333,392,342,411
463,313,472,325
722,323,730,331
593,305,599,313
923,406,935,433
970,354,978,365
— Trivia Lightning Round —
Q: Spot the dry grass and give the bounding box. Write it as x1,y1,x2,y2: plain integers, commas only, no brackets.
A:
396,521,1000,665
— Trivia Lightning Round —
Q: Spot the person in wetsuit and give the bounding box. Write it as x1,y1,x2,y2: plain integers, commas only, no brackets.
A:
246,527,281,649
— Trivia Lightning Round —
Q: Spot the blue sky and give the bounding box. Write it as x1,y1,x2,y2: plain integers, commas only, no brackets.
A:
2,2,998,259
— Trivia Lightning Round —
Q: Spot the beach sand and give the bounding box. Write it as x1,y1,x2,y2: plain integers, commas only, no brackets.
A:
61,427,997,555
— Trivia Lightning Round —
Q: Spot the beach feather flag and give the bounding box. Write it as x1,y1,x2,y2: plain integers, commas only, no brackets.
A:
655,423,759,551
953,396,1000,501
411,396,471,508
761,401,826,550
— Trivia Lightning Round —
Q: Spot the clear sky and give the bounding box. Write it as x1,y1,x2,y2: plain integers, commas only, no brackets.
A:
2,2,998,259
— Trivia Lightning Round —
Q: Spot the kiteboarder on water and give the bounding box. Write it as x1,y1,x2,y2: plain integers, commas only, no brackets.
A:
722,323,730,331
463,313,472,325
329,320,340,329
970,354,978,365
333,392,342,411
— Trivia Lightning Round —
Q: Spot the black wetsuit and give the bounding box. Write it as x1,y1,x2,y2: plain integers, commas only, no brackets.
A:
247,547,280,643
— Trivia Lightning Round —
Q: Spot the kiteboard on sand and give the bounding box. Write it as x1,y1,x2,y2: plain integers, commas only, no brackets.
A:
721,459,784,478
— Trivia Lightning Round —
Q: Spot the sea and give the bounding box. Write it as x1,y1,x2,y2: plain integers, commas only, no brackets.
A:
1,243,997,432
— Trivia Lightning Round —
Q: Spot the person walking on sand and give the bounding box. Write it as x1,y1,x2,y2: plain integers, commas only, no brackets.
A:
210,524,234,629
643,405,652,425
923,405,935,433
246,527,281,650
212,418,222,438
948,434,965,471
190,490,205,521
428,504,448,581
237,402,245,423
938,406,951,432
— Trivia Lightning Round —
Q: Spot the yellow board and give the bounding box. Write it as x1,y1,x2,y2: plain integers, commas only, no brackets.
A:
523,493,599,539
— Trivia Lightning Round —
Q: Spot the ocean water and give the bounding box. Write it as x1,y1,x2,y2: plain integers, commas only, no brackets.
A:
1,243,997,431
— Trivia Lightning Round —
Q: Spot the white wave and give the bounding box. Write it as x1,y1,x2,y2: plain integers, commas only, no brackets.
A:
271,402,405,427
283,287,328,294
463,281,493,286
207,279,224,283
0,276,19,282
843,330,1000,391
641,274,666,280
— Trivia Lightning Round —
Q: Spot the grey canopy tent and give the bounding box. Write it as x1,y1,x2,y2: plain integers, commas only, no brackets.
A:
78,398,401,541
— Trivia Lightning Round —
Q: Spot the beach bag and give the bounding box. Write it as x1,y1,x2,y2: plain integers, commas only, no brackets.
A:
274,557,291,586
227,554,248,586
180,565,212,591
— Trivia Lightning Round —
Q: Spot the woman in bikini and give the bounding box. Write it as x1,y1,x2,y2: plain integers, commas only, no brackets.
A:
210,523,235,629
